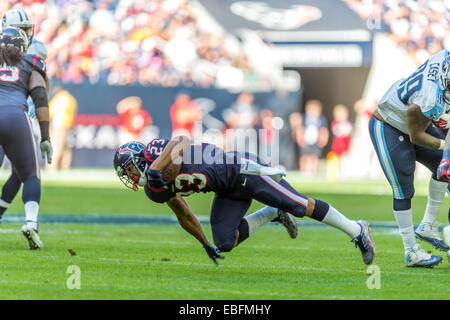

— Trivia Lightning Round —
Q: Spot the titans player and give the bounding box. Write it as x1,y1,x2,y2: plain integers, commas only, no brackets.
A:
369,49,450,267
0,8,51,224
0,27,52,249
114,137,375,265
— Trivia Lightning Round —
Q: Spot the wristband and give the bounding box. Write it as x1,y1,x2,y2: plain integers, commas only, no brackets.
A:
443,149,450,159
39,121,50,141
439,140,445,150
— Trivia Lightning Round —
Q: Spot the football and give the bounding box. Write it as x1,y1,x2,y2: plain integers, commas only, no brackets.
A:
161,161,182,183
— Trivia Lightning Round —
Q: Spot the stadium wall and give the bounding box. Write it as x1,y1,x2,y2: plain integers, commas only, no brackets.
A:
56,83,301,167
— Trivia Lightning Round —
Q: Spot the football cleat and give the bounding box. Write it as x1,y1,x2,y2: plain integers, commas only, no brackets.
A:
405,243,442,268
443,226,450,261
21,225,43,250
415,221,449,251
351,220,376,265
272,210,298,239
0,213,3,224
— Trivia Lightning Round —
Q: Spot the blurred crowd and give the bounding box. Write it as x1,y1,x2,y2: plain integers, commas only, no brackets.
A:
1,0,264,90
344,0,450,65
165,89,359,176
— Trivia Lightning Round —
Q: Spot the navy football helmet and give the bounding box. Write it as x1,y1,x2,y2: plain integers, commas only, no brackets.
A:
0,26,28,52
113,141,149,191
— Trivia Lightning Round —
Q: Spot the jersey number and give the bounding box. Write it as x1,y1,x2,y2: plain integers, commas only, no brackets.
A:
396,61,428,105
174,173,207,196
148,139,166,156
0,64,19,82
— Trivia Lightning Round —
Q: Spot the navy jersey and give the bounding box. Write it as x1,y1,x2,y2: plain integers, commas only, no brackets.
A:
144,139,243,197
175,143,242,196
0,53,46,111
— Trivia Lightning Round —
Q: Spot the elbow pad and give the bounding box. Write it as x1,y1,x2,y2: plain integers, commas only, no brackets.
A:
30,86,48,109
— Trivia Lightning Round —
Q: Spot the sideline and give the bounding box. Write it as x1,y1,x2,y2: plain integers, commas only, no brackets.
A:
0,213,404,229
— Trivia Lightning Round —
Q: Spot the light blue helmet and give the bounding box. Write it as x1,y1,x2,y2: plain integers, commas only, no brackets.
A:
2,8,34,45
440,54,450,104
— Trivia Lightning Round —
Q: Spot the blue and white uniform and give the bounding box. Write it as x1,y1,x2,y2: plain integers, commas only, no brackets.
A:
26,39,47,121
378,49,450,134
369,49,450,200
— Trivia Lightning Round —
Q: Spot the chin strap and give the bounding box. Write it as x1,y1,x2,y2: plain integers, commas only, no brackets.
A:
129,161,149,191
137,163,149,187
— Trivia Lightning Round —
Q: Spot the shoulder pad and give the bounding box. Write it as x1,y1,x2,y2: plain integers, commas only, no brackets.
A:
23,53,47,79
144,139,170,162
27,40,48,60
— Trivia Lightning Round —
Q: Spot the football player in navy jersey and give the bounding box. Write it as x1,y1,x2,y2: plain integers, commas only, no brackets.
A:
0,8,50,224
0,27,52,249
114,136,375,265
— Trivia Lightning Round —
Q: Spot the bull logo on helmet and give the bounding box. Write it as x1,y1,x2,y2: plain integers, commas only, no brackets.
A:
119,142,144,155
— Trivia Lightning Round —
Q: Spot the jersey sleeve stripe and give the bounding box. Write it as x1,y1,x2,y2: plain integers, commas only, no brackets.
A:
32,55,38,67
144,148,155,162
260,175,308,208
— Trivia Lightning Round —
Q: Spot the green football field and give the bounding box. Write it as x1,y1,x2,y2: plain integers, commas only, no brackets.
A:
0,169,449,300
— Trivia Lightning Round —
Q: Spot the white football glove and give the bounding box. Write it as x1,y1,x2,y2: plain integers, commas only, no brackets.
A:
432,113,450,129
40,140,53,164
240,158,286,182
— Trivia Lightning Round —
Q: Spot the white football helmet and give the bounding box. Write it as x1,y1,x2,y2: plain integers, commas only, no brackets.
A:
2,9,34,44
439,54,450,104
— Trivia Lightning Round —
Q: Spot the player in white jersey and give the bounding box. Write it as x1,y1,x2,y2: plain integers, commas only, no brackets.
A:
369,49,450,267
0,8,52,248
432,53,450,262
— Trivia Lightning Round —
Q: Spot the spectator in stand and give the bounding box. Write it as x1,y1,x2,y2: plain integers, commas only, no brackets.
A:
344,0,449,66
266,89,300,170
342,98,381,179
259,109,277,165
330,104,353,160
299,100,329,176
116,96,152,144
223,92,259,153
289,112,304,171
5,0,263,90
169,91,203,138
223,92,259,130
48,86,78,170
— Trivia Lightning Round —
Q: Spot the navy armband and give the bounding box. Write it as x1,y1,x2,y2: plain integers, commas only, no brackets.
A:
30,86,48,109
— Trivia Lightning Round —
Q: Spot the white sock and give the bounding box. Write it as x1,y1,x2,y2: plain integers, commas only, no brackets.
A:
393,208,416,252
244,206,278,236
422,178,447,224
24,201,39,230
0,199,10,209
321,205,361,238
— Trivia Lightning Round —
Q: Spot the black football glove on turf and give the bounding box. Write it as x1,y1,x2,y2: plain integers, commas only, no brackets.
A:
147,169,167,188
204,244,225,265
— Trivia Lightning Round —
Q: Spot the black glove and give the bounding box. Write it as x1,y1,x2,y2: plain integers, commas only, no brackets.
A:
204,244,225,265
147,169,167,188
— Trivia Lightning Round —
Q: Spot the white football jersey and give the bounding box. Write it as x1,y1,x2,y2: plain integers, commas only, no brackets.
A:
27,39,47,60
378,49,450,134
